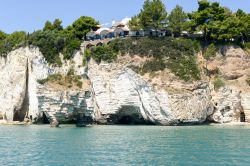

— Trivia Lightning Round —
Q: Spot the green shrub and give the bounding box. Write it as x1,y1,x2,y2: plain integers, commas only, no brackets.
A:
0,31,27,57
213,77,225,90
37,74,63,85
244,42,250,49
90,45,117,62
0,31,7,40
27,30,81,65
54,56,62,67
76,81,82,88
119,37,201,81
37,73,83,88
63,38,81,59
246,77,250,86
37,78,49,85
204,43,216,60
67,68,75,76
111,37,200,81
48,74,63,82
0,16,97,64
142,59,166,73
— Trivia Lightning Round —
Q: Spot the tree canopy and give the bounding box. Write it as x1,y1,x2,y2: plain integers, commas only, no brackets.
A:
168,5,188,36
0,16,98,65
188,0,250,43
128,15,141,31
129,0,167,31
71,16,99,40
43,19,63,31
0,31,7,40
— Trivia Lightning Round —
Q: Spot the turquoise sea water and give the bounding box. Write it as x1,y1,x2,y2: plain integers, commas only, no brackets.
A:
0,125,250,166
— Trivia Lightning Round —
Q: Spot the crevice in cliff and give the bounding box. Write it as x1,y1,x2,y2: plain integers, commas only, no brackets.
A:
13,59,29,121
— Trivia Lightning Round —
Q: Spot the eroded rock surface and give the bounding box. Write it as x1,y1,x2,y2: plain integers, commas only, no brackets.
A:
88,61,174,125
242,94,250,122
0,47,49,122
168,83,213,124
0,45,249,126
37,85,94,124
208,87,244,123
88,61,212,125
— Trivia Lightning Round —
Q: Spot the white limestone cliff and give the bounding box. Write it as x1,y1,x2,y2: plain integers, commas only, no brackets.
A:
242,94,250,122
88,61,212,125
0,47,49,122
0,46,249,125
37,85,94,123
0,46,94,124
208,87,244,123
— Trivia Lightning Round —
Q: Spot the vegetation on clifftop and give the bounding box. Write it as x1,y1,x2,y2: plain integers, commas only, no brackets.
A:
85,0,250,81
88,37,201,81
1,0,250,82
0,16,98,66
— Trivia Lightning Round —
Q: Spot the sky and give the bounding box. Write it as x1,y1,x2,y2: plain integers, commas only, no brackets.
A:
0,0,250,34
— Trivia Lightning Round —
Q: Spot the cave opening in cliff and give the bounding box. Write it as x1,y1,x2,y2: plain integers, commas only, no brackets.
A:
13,61,29,122
240,112,246,122
42,112,50,124
113,106,148,125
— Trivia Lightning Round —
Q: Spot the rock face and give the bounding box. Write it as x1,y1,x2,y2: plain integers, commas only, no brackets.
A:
88,61,212,125
0,47,49,122
52,51,86,76
216,46,250,80
0,46,91,124
88,62,174,125
208,87,244,123
0,45,249,126
37,85,94,124
242,94,250,122
168,83,213,124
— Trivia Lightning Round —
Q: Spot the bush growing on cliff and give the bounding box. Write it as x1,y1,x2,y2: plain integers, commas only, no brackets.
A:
0,31,7,40
204,44,216,60
27,24,81,65
37,74,63,85
37,72,83,88
0,31,27,57
108,37,201,81
246,77,250,86
244,42,250,49
89,45,117,62
213,77,225,90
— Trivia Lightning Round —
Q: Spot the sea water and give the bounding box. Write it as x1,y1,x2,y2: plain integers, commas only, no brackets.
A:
0,125,250,166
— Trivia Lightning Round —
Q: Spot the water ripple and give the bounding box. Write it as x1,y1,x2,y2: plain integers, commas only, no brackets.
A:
0,125,250,166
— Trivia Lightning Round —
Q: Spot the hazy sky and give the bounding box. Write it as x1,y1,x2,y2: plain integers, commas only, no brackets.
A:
0,0,250,33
